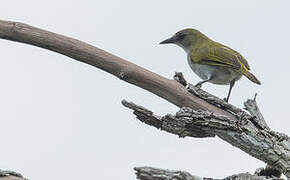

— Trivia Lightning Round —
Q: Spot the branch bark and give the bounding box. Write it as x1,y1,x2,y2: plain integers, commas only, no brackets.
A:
0,20,234,119
122,79,290,178
134,167,283,180
134,167,202,180
0,169,26,180
0,19,289,178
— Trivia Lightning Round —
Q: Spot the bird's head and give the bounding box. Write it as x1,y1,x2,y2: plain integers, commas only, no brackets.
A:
160,28,207,53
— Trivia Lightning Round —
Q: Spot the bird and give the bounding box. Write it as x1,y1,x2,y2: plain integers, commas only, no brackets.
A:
160,28,261,102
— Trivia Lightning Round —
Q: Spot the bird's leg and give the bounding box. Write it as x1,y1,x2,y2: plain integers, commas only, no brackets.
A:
225,80,236,102
195,77,212,89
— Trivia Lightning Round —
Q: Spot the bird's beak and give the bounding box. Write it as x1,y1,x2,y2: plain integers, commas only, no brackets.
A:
159,36,178,44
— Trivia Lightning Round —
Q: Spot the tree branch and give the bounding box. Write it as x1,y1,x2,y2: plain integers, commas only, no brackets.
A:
0,19,235,119
134,167,202,180
134,167,283,180
0,169,26,180
244,94,270,130
0,19,289,178
122,95,290,178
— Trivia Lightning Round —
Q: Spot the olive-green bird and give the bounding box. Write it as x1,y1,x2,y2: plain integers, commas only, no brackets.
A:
160,29,261,102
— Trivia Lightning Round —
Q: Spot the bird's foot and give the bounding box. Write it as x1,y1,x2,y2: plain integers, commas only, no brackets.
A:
195,82,202,89
223,97,229,102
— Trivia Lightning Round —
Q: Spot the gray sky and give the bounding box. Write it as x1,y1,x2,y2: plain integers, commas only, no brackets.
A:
0,0,289,179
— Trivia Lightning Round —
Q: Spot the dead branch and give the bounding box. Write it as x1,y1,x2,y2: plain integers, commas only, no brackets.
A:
0,169,26,180
134,167,283,180
0,20,235,119
122,76,290,177
0,19,289,178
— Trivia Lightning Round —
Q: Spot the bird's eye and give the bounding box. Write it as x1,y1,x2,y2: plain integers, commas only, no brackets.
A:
177,33,185,40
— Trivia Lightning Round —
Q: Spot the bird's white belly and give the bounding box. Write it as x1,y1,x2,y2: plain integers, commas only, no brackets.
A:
187,56,242,85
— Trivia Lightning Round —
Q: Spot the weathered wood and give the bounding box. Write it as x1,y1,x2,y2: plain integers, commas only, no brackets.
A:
0,169,25,180
0,19,289,179
122,90,290,177
0,20,235,119
134,167,283,180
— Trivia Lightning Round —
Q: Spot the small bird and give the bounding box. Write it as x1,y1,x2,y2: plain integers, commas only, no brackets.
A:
160,29,261,102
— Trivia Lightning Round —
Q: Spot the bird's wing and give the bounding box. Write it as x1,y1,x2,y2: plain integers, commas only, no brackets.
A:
191,44,250,70
229,47,250,70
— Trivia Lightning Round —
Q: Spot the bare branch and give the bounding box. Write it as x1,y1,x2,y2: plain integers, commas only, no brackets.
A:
134,167,283,180
0,19,289,179
134,167,202,180
255,165,282,178
244,94,270,130
122,100,290,178
0,169,26,180
0,20,236,119
186,83,243,114
122,100,215,138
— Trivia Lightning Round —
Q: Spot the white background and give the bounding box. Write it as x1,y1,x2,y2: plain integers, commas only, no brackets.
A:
0,1,289,179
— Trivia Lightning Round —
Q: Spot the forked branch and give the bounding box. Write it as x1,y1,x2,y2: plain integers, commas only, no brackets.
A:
0,20,289,178
122,73,290,178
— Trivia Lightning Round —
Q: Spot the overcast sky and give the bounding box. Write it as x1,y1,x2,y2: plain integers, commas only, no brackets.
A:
0,1,289,179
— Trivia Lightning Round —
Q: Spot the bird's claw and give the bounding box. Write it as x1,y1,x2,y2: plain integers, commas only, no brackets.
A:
195,83,202,89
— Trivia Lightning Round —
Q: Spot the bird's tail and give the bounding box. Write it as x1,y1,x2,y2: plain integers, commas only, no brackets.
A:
242,69,261,85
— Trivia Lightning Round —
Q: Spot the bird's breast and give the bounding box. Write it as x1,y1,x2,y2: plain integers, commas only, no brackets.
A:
187,56,242,85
